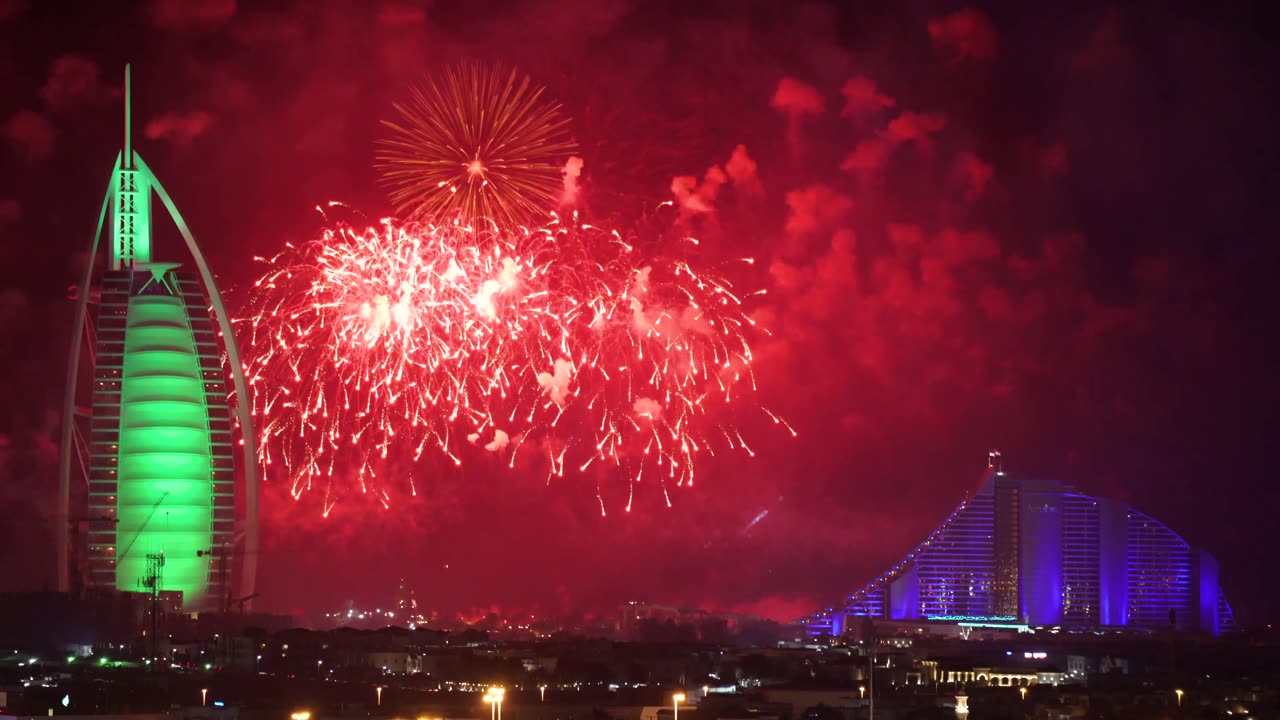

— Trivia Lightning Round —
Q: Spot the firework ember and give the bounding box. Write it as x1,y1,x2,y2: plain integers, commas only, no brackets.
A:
242,209,788,516
377,63,578,227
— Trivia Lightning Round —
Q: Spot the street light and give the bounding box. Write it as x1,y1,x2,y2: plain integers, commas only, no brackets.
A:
859,686,866,699
673,693,686,720
540,685,547,703
1175,689,1184,707
201,688,208,707
376,686,384,707
1019,686,1027,701
486,681,506,717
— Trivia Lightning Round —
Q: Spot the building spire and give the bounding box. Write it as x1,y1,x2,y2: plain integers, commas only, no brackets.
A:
124,64,131,169
111,64,151,269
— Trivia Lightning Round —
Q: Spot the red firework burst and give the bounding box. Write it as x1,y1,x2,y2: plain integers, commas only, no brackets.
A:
240,208,790,516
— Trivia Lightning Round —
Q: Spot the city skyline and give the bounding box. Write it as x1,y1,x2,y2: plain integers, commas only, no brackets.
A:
0,1,1275,625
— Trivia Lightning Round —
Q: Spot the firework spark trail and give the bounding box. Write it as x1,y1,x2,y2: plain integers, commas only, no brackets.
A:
241,209,779,515
377,63,578,228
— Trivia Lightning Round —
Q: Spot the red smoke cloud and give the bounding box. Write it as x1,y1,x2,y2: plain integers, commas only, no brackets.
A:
885,111,947,145
671,165,728,216
672,144,768,215
771,77,824,149
783,184,853,252
954,152,995,200
145,0,236,28
40,54,108,108
842,109,946,176
841,137,893,175
928,8,999,63
144,111,215,145
725,144,764,198
840,75,895,120
3,111,53,157
559,156,585,207
771,77,824,116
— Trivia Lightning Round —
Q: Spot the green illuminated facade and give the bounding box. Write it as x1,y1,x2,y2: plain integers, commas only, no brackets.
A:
118,291,211,601
58,66,258,612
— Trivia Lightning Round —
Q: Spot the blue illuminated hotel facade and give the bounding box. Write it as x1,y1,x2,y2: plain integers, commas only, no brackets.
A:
805,459,1236,636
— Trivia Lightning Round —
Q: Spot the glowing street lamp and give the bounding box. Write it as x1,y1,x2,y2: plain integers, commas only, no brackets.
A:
1019,686,1027,701
490,687,505,720
376,686,384,707
1175,689,1184,707
201,688,208,707
540,685,547,703
859,686,866,699
673,693,686,720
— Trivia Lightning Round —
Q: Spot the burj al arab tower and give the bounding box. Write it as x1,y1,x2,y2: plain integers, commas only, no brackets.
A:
57,66,258,613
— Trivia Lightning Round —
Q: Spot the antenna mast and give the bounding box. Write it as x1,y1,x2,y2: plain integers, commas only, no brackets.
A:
124,64,131,169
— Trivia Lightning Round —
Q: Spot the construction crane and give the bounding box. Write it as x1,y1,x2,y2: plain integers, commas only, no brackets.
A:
197,546,262,612
117,491,170,564
232,593,260,613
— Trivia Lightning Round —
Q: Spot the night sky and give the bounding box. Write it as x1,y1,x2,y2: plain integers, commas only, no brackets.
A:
1,0,1277,625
